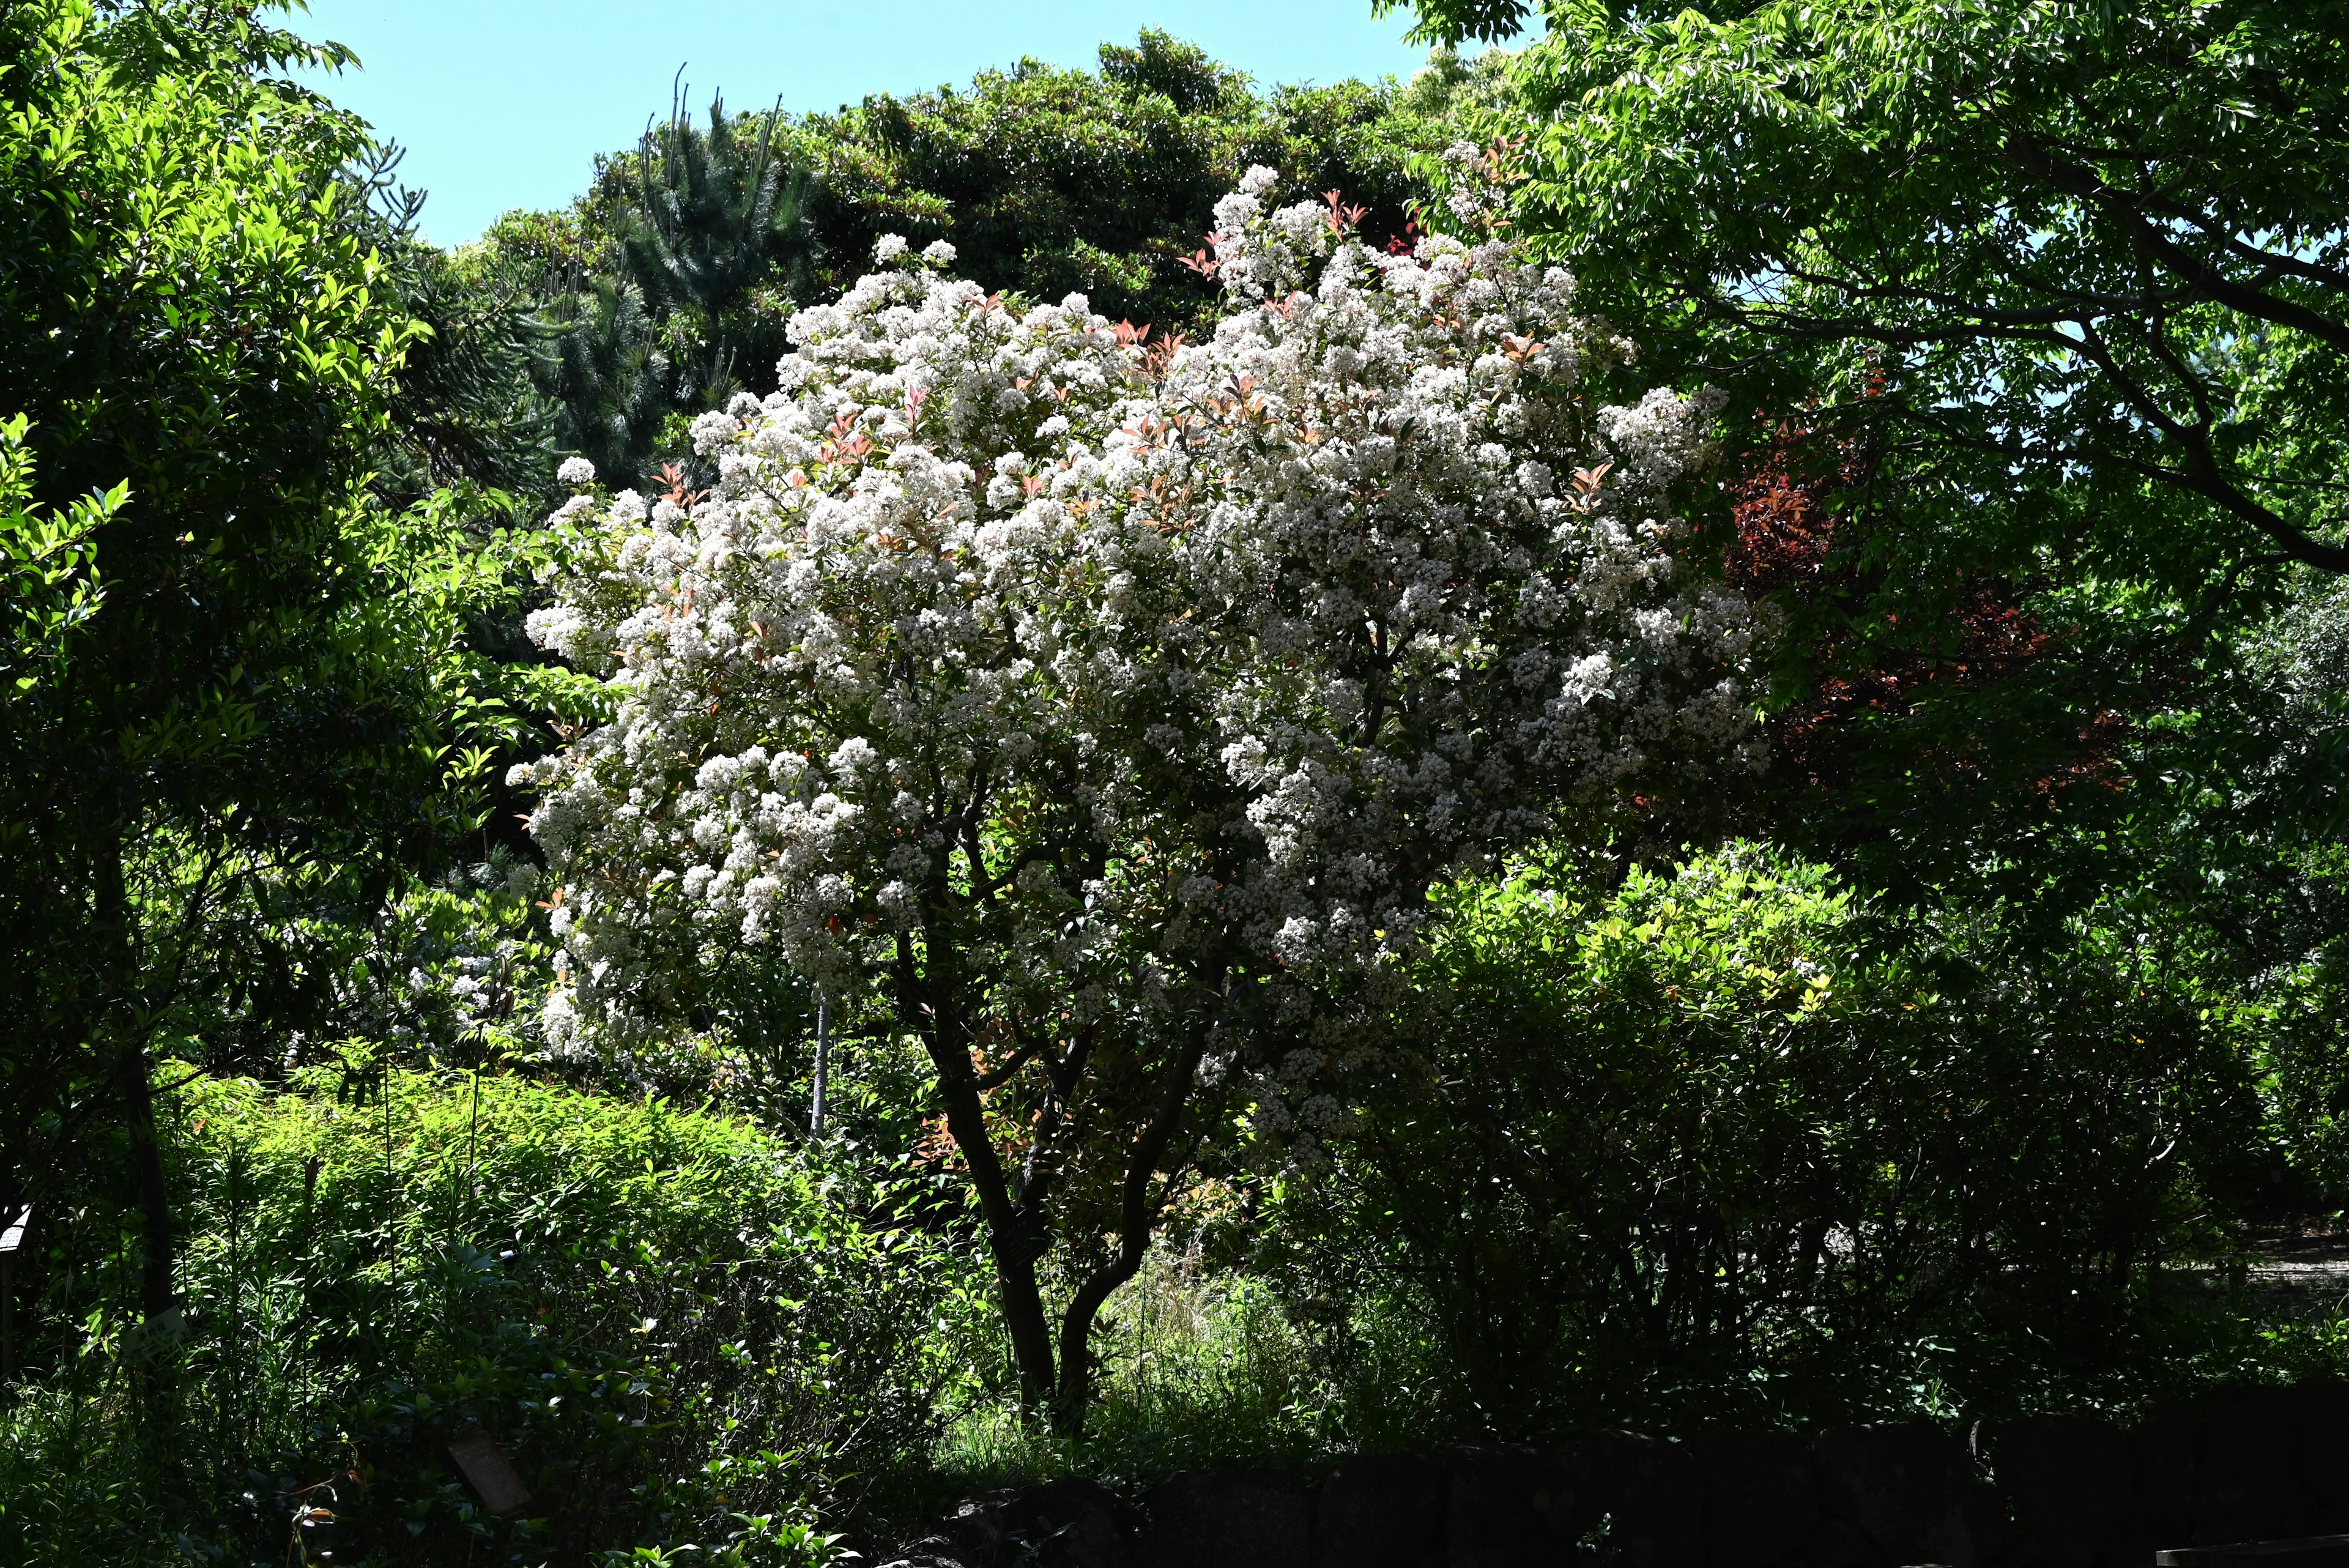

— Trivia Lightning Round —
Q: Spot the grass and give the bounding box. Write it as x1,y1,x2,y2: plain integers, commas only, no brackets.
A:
935,1247,1337,1487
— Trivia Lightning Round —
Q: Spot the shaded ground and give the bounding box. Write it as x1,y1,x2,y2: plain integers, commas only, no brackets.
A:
2247,1231,2349,1302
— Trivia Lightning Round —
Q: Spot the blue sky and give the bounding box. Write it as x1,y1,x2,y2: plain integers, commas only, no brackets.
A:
290,1,1437,247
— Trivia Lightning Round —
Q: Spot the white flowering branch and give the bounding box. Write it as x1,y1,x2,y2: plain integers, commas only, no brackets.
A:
514,176,1767,1430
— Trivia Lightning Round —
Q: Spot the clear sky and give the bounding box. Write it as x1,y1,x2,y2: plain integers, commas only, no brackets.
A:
289,1,1436,247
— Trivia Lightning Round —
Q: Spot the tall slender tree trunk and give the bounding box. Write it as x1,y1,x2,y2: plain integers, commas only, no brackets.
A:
116,1043,175,1324
95,842,174,1324
1048,1004,1214,1436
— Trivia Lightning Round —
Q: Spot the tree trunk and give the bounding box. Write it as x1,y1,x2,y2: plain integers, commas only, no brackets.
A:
95,843,174,1324
116,1041,175,1324
1048,1004,1215,1437
898,925,1059,1420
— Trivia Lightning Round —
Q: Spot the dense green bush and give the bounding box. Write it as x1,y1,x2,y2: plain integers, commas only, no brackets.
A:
0,1068,970,1567
773,29,1474,332
1267,846,2277,1438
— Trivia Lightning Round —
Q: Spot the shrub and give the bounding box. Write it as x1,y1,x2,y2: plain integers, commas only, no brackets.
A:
1269,845,2271,1438
0,1066,968,1567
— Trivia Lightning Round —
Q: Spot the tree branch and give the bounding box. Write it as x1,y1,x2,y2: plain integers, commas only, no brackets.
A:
2009,138,2349,357
897,918,1058,1416
1047,976,1222,1433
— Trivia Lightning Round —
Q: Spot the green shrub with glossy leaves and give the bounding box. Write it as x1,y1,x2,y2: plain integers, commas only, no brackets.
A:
0,1066,970,1568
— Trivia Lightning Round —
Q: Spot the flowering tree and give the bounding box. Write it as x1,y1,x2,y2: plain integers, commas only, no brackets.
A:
514,171,1764,1429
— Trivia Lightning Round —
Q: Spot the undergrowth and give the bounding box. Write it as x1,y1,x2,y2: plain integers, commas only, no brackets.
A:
0,1063,966,1568
10,1060,2349,1566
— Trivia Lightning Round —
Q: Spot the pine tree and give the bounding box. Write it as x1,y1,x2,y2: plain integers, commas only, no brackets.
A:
532,89,818,488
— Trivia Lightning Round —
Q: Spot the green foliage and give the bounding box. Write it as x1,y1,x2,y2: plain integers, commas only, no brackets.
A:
518,95,816,487
1461,0,2349,578
2236,576,2349,849
373,214,564,509
1405,0,2349,975
0,1068,964,1567
2254,847,2349,1200
0,0,540,1326
1375,0,1529,46
1269,845,2276,1435
0,412,124,699
781,30,1452,334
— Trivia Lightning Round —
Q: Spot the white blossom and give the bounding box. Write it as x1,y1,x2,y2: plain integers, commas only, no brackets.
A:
689,409,740,455
513,177,1768,1142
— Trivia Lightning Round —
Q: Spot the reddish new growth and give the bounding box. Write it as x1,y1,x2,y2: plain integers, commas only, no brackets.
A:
1115,320,1186,376
1322,189,1368,235
1723,418,1858,596
655,462,707,509
1723,415,2121,804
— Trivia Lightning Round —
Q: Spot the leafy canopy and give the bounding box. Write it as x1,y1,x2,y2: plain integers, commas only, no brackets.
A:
1431,0,2349,584
0,0,529,1320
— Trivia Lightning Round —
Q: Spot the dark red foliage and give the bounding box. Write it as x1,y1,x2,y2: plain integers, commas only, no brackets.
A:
1720,414,2124,812
1722,417,1858,598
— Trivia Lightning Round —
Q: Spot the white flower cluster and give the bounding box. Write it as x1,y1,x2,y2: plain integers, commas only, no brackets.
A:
513,174,1768,1149
1438,139,1513,229
512,238,1171,1055
1168,177,1762,993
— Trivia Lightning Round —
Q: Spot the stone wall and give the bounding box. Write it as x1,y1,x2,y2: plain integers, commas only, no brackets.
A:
890,1381,2349,1568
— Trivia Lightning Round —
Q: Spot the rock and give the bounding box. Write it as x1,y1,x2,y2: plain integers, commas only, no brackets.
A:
1964,1486,2014,1568
879,1541,978,1568
2154,1537,2349,1568
1816,1422,1981,1568
1570,1430,1703,1568
1688,1429,1822,1568
1796,1519,1880,1568
945,1492,1016,1566
1445,1444,1587,1568
2133,1406,2206,1556
1138,1466,1312,1568
1977,1412,2135,1567
924,1386,2349,1568
1315,1452,1445,1568
951,1479,1134,1568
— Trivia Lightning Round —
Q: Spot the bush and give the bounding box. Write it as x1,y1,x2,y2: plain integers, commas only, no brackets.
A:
0,1066,968,1567
1268,845,2273,1439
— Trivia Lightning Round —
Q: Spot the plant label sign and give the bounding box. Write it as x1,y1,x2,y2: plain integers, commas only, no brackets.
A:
447,1433,532,1514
